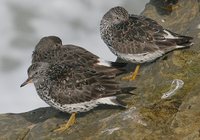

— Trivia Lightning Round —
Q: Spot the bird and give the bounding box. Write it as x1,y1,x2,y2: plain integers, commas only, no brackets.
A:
32,36,128,72
21,37,135,132
32,36,98,65
100,6,193,80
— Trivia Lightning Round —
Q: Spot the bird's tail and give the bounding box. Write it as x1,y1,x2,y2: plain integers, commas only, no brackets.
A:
97,58,127,67
96,58,128,74
120,86,136,95
96,96,127,108
164,29,193,48
97,86,136,108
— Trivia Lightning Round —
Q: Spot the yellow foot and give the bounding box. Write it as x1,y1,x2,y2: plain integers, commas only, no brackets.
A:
122,73,137,81
121,65,140,81
53,113,76,133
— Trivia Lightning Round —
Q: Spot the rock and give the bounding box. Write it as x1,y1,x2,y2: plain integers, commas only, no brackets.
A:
1,0,200,139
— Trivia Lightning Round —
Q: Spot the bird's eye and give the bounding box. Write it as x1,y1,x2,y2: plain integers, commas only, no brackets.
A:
35,72,38,75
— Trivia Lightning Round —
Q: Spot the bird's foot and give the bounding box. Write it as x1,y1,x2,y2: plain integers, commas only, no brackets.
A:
53,113,76,133
121,73,137,81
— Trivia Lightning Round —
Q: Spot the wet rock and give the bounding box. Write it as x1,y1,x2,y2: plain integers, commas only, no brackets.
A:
1,0,200,139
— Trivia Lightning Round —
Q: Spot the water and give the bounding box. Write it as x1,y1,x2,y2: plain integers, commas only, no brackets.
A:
0,0,148,113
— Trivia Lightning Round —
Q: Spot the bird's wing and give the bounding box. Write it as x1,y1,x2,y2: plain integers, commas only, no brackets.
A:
136,15,193,50
47,61,125,104
60,45,99,65
111,14,192,54
32,44,99,65
111,15,160,54
32,36,62,63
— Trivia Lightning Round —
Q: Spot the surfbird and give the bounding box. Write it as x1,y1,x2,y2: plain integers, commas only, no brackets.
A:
21,37,135,132
100,6,193,80
32,36,98,65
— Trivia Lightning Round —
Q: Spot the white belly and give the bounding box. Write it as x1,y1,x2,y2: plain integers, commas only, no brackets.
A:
37,88,118,114
116,50,164,63
47,96,118,114
37,91,98,113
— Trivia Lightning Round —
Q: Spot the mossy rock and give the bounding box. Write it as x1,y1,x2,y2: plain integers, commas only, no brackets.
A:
1,0,200,139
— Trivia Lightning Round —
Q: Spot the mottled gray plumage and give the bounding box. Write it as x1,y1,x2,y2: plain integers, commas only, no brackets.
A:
100,6,193,63
32,36,98,65
23,36,135,114
26,61,132,113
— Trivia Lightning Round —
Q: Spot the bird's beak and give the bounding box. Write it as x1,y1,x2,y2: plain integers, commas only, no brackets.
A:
20,77,33,87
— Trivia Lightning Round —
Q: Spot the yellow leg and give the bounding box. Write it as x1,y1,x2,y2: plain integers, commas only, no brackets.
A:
122,65,140,81
54,112,76,132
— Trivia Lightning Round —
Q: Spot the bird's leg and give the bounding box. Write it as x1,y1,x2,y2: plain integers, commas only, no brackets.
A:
122,65,140,81
54,112,76,132
130,65,140,80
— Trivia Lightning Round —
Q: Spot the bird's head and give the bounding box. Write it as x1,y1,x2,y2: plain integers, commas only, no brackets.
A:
20,62,49,87
101,6,129,25
35,36,62,52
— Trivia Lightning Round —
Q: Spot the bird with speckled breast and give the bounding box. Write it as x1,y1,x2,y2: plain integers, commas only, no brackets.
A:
100,6,193,80
21,36,135,132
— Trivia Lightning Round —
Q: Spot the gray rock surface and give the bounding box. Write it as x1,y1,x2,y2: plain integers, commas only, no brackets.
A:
1,0,200,139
